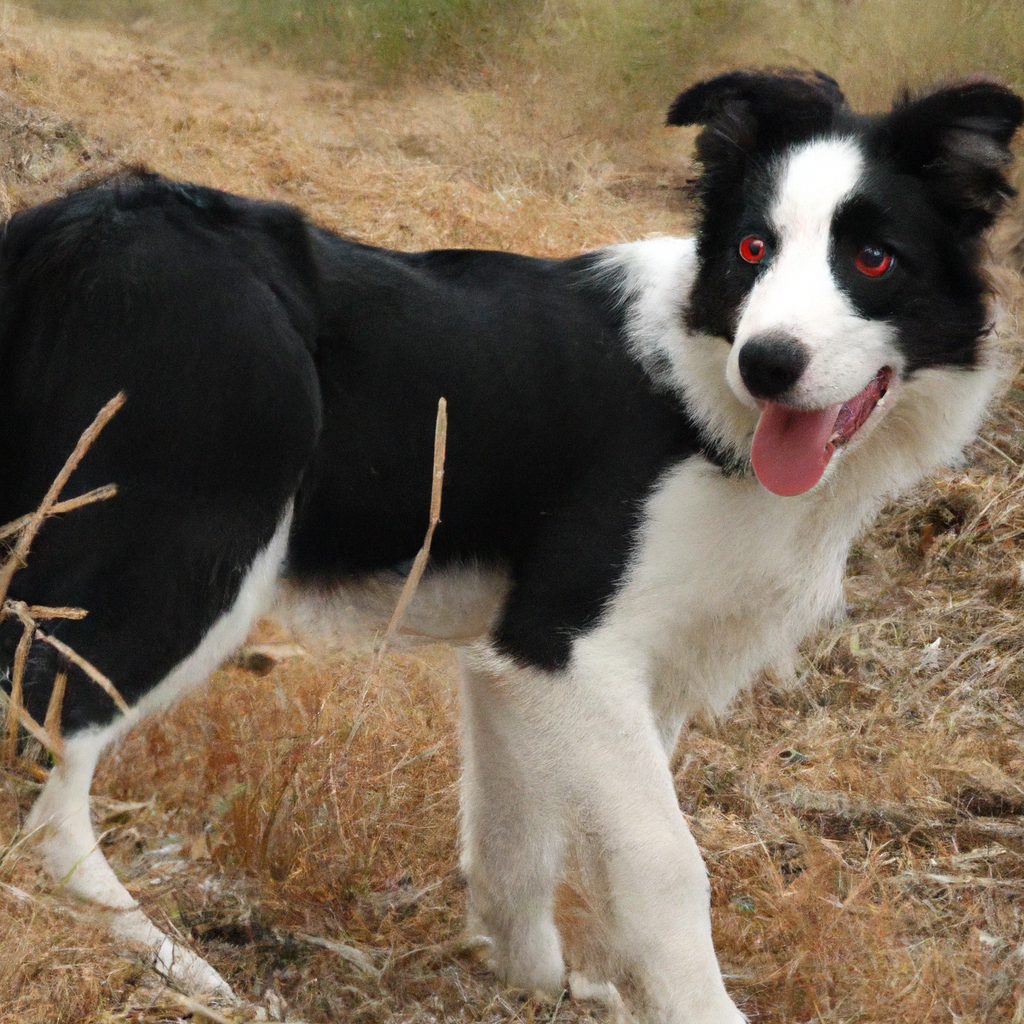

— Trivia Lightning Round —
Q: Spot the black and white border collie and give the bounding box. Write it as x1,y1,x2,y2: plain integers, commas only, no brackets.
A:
3,70,1021,1022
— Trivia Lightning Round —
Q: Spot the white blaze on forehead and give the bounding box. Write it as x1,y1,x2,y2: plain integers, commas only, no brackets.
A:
770,136,864,239
733,136,866,348
730,135,899,413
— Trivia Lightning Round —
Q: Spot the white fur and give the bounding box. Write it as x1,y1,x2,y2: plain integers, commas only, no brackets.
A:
27,729,235,997
598,237,757,466
277,563,509,650
459,642,745,1023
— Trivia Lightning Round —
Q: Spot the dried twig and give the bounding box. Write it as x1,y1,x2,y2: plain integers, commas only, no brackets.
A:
166,993,233,1024
382,397,448,651
41,671,67,761
2,611,35,763
0,392,124,609
24,605,88,622
0,484,118,544
296,930,380,978
0,393,125,765
893,871,1024,890
34,630,129,715
774,785,956,833
956,818,1024,857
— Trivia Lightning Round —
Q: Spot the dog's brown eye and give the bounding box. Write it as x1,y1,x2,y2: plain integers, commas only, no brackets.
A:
739,236,766,263
854,244,893,277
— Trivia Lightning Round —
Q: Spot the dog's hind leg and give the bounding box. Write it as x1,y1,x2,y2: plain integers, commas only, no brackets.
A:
22,507,295,1000
26,728,234,999
459,646,568,995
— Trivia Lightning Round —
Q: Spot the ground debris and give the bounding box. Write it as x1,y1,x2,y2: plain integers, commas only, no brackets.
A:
773,785,956,833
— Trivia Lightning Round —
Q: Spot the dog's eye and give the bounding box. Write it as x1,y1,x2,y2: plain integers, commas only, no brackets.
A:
738,236,766,264
854,244,894,277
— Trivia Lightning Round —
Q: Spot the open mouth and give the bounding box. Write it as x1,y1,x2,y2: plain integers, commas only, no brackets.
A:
750,366,893,497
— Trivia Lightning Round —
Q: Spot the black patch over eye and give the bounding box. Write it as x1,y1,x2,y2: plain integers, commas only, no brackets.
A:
853,243,894,278
739,236,766,263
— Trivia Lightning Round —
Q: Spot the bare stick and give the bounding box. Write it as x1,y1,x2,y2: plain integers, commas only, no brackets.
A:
42,671,67,762
0,392,124,610
1,691,63,762
0,604,68,763
26,605,88,621
0,484,118,544
1,603,85,764
382,397,448,651
1,616,34,764
168,993,233,1024
0,396,124,765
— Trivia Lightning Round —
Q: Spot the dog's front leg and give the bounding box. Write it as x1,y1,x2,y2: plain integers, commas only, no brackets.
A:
459,646,568,995
460,643,744,1023
571,670,744,1023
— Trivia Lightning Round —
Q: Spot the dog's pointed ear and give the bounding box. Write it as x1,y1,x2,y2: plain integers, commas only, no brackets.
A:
666,69,845,161
881,80,1024,234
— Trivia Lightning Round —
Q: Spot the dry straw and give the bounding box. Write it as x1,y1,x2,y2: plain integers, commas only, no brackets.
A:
0,392,127,765
382,396,448,652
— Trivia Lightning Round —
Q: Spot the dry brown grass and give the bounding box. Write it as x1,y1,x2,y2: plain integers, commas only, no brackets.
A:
0,7,689,251
1,5,1023,1022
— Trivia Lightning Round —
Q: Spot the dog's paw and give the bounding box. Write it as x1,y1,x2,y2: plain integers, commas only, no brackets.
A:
152,934,236,1002
471,916,565,997
567,971,620,1004
568,972,640,1022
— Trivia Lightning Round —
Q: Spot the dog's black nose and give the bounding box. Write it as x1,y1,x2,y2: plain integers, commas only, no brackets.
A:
738,333,810,400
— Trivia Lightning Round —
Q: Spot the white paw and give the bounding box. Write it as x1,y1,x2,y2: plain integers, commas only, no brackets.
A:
568,972,638,1024
153,935,235,1001
474,918,565,996
567,970,619,1004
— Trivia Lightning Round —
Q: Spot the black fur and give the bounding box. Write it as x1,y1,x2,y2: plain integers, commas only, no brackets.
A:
0,174,716,730
0,173,322,732
288,238,710,670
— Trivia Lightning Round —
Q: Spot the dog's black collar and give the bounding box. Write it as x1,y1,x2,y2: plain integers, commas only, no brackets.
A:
671,398,753,479
704,440,753,478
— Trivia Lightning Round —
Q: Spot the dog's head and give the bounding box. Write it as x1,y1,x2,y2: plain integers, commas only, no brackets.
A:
669,70,1023,495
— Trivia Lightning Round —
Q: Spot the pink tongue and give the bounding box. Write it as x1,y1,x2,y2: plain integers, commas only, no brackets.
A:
751,401,843,497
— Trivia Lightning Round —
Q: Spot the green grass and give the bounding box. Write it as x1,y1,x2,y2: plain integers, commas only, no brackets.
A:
23,0,1024,134
25,0,546,77
225,0,542,77
26,0,216,25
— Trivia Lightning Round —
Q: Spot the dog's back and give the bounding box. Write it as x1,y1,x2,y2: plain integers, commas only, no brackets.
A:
288,233,718,666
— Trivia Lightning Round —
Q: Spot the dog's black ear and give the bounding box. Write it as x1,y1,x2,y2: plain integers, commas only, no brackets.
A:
881,80,1024,234
666,69,845,161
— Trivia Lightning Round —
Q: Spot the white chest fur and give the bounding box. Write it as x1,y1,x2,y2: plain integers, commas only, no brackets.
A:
574,459,862,739
575,238,1014,741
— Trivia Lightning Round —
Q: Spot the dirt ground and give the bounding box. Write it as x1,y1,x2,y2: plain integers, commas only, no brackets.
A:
0,7,1023,1023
